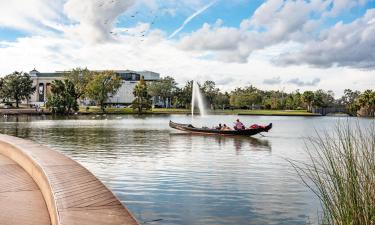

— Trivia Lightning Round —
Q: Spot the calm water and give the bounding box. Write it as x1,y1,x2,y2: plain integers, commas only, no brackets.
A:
0,115,371,225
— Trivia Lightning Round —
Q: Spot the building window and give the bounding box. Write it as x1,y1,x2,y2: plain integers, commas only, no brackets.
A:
38,83,44,102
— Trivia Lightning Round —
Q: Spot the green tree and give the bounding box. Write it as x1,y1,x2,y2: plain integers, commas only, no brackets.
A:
148,76,178,108
132,76,151,114
1,72,35,108
302,91,314,112
178,81,193,109
230,86,262,109
202,81,219,109
340,89,361,115
213,92,230,110
313,89,335,108
64,67,91,100
357,90,375,117
262,91,283,110
46,80,79,114
86,71,122,112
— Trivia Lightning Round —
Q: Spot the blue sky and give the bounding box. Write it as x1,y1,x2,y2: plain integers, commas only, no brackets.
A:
0,0,374,95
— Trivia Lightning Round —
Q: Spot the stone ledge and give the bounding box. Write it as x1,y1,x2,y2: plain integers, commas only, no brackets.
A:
0,134,139,225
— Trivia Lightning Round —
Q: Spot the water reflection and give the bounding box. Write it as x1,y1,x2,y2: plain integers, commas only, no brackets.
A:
170,133,271,153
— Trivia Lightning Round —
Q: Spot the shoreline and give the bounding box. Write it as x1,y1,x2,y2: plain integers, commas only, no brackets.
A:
0,108,326,117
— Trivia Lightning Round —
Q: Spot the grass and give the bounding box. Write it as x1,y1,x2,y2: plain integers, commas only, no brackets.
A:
290,122,375,225
214,109,315,116
79,106,137,114
79,107,316,116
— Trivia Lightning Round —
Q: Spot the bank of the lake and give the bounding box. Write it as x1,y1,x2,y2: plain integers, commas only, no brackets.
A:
79,107,321,116
0,107,321,116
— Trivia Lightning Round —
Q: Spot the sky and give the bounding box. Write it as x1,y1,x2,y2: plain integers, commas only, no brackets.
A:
0,0,374,96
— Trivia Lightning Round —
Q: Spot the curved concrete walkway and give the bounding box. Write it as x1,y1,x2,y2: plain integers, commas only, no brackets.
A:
0,134,139,225
0,154,51,225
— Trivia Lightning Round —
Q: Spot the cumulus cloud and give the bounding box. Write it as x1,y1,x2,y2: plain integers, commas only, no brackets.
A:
287,78,321,86
263,76,282,85
0,0,374,97
0,0,65,34
178,0,374,69
178,0,328,63
277,9,375,69
63,0,135,43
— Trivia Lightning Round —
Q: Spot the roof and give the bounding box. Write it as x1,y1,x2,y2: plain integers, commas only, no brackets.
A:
29,69,160,80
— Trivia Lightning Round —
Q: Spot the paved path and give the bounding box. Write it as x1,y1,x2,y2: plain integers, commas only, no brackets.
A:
0,154,51,225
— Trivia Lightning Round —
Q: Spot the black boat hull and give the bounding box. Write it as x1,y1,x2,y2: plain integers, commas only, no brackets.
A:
169,121,272,136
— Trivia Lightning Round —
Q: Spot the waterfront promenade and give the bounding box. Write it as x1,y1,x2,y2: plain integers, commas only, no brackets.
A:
0,134,138,225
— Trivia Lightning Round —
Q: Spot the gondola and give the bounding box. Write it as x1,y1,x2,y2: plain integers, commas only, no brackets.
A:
169,121,272,136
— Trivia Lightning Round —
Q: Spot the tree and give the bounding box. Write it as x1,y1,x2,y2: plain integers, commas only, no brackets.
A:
357,90,375,117
1,72,35,108
178,81,193,109
262,91,283,110
202,81,219,109
86,71,122,112
340,89,361,115
46,80,79,114
148,76,178,108
64,67,91,100
302,91,314,112
313,89,335,108
213,92,230,110
132,76,151,114
230,86,262,109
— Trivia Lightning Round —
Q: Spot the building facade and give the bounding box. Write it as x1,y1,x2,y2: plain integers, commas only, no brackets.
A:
29,69,160,106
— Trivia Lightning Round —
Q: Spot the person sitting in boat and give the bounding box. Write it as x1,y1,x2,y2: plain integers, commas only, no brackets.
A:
221,124,231,131
216,123,222,130
234,119,245,130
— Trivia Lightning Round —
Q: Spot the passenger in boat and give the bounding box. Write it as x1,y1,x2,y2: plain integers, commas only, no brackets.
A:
234,119,245,130
216,123,222,130
221,124,231,130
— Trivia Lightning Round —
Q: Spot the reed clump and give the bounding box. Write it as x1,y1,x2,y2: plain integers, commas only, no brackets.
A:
291,122,375,225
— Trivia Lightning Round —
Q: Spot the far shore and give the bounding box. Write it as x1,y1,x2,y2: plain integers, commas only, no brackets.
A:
0,107,326,117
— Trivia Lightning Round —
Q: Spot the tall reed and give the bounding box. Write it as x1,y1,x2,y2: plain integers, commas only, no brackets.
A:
290,121,375,225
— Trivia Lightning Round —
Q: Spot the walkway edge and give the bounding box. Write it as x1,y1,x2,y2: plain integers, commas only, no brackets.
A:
0,134,139,225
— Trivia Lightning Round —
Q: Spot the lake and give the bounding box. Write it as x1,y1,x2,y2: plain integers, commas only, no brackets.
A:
0,115,371,225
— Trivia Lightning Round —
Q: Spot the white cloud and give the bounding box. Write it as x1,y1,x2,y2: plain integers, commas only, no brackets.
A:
63,0,136,43
0,0,374,97
278,9,375,69
0,0,65,34
177,0,373,69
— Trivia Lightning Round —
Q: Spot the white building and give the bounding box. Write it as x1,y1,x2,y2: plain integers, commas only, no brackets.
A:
29,69,160,106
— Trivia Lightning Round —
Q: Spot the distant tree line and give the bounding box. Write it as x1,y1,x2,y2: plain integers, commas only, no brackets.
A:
0,69,374,116
148,78,374,117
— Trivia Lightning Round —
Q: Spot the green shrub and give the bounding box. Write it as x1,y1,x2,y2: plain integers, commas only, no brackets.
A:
291,122,375,225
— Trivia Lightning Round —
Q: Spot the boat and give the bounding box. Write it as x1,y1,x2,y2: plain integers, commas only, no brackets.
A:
169,121,272,136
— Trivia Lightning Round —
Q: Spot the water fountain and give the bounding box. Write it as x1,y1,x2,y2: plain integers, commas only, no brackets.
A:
191,81,206,117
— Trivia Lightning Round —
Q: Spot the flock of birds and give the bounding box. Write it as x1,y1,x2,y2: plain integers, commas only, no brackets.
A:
97,0,162,42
